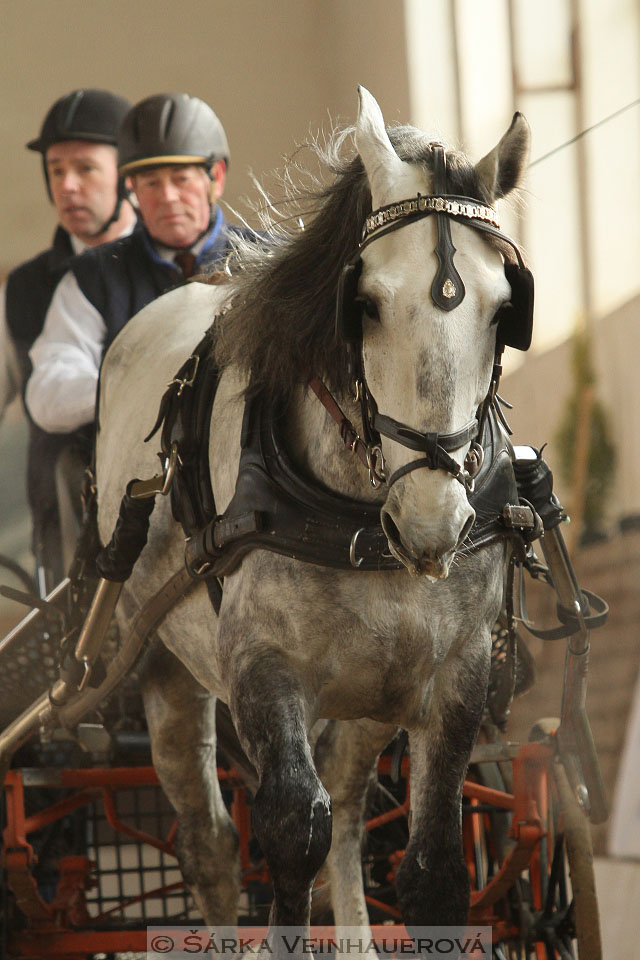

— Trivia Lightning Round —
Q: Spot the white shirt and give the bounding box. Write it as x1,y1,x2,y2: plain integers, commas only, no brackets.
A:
26,224,140,434
26,272,105,432
0,234,91,423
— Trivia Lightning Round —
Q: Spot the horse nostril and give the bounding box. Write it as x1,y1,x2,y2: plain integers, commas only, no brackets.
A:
457,513,475,547
381,509,402,548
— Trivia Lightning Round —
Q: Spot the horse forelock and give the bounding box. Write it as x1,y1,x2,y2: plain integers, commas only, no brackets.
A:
213,123,491,408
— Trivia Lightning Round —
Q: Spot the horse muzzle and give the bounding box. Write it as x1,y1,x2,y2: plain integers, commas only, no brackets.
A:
380,498,475,580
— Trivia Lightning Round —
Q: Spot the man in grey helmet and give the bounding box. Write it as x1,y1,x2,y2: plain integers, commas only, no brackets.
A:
26,92,248,438
0,88,136,591
25,93,251,571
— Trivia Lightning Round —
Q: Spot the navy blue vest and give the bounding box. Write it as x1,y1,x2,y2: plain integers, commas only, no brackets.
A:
6,226,75,379
5,227,86,571
70,212,248,351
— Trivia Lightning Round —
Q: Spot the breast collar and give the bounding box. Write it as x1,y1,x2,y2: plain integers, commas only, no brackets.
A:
149,337,537,580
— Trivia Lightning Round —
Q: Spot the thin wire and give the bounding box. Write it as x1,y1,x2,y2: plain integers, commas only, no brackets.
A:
529,96,640,167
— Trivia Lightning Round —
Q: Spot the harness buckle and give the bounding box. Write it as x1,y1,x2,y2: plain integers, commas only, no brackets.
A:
464,441,484,478
130,443,180,499
366,444,386,488
502,503,539,531
167,354,200,397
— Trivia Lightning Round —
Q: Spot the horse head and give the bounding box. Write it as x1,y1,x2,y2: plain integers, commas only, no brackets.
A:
352,87,531,579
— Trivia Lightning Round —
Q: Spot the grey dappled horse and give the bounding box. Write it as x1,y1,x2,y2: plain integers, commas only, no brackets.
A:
96,88,530,931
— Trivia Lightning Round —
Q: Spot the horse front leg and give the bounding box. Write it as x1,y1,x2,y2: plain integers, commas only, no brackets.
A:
229,645,332,929
315,718,396,929
396,635,491,927
139,644,241,923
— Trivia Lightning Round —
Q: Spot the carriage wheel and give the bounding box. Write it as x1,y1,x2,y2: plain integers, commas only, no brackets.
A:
465,759,518,960
467,728,601,960
523,721,602,960
545,760,602,960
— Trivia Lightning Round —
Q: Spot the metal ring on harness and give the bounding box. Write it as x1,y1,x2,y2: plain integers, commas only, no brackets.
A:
349,527,365,568
129,442,179,500
161,443,179,494
366,445,386,488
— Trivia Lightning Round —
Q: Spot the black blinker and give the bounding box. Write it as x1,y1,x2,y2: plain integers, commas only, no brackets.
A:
336,258,363,342
496,261,534,351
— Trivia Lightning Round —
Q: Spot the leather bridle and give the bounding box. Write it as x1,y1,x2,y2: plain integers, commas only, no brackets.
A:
324,143,533,491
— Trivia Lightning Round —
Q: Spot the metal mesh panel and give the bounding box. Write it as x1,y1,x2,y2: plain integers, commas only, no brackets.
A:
84,784,198,923
0,622,61,728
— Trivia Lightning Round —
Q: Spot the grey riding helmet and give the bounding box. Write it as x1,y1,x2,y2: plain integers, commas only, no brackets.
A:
27,88,132,197
117,93,229,176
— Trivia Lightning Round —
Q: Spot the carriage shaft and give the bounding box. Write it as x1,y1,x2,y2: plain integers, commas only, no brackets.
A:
539,525,608,823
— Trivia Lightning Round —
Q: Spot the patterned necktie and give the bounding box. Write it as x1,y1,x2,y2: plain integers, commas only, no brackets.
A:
175,250,197,279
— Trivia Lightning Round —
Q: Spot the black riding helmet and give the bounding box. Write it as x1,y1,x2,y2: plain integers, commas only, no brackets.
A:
117,93,229,176
27,88,132,233
27,88,132,154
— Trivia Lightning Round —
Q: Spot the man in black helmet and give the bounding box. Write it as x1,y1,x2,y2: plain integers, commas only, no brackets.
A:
0,89,136,592
25,93,250,572
26,92,248,439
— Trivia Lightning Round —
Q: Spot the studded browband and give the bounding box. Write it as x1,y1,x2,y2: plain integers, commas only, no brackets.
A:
358,143,527,316
361,194,500,246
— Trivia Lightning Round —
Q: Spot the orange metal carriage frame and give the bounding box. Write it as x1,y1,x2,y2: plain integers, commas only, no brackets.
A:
2,745,554,958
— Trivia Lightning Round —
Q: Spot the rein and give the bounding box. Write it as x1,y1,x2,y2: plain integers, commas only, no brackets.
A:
308,378,385,487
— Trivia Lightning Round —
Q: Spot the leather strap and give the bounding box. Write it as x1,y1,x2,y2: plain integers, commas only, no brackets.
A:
519,584,609,643
430,145,465,310
309,377,371,472
373,412,478,453
388,452,464,488
374,410,477,487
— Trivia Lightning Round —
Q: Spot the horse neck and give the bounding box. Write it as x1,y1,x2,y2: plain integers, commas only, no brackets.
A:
281,384,382,504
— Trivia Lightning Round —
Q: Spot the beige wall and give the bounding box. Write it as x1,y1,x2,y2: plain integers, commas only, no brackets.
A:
501,295,640,529
1,0,409,274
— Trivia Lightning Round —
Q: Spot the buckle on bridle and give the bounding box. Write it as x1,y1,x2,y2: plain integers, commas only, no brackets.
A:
461,441,484,492
464,441,484,478
367,444,386,488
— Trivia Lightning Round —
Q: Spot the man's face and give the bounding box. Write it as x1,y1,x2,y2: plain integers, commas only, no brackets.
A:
131,164,218,248
46,140,119,243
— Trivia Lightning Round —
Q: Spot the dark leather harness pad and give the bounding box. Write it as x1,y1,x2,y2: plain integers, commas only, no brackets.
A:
185,396,402,576
180,380,527,578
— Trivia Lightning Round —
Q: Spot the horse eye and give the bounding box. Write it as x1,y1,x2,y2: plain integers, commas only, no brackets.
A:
357,297,380,322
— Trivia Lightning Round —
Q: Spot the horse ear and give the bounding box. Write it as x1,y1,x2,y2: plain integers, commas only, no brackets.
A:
475,112,531,201
355,86,404,195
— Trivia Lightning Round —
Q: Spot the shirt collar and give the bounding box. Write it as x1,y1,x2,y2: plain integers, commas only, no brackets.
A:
69,220,136,256
146,206,225,268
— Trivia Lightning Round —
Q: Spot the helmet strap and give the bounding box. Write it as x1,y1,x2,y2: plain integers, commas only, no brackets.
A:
84,196,123,240
84,176,131,239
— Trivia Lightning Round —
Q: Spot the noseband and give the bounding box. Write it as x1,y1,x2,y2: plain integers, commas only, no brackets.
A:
329,143,534,491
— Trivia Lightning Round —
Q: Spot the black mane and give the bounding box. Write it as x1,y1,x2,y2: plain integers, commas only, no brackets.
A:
213,124,491,407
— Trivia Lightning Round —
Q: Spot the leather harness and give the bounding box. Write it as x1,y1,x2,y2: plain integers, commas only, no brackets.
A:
143,329,540,583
